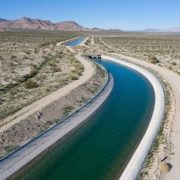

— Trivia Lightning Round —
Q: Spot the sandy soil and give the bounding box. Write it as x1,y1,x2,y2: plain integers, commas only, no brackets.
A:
0,54,94,134
91,37,95,45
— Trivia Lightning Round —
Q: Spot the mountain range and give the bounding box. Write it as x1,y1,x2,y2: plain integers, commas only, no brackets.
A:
143,27,180,33
0,17,180,32
0,17,90,31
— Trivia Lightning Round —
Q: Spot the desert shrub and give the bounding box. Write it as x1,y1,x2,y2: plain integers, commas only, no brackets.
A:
25,80,38,89
24,50,31,54
49,61,57,67
71,75,78,80
85,38,91,46
22,74,30,80
171,62,177,66
148,55,159,64
0,97,6,105
63,105,73,115
23,56,28,59
30,64,38,69
51,67,61,72
39,42,50,48
4,145,19,154
34,48,39,54
10,55,17,59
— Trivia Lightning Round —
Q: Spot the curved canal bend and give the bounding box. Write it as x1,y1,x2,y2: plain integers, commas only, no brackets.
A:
15,39,155,180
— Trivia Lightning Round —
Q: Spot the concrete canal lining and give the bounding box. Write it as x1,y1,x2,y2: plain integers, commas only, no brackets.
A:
102,55,165,180
0,62,113,180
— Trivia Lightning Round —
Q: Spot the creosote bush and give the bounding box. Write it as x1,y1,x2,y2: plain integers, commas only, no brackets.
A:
10,55,17,59
25,80,39,89
148,55,159,64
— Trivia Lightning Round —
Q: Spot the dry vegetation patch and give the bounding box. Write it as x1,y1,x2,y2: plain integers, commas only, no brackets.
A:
0,62,107,157
0,31,83,122
94,35,180,74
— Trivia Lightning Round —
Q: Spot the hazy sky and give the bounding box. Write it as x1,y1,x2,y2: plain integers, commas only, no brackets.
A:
0,0,180,30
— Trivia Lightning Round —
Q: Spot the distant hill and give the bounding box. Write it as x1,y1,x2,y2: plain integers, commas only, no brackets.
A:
107,29,123,32
91,27,123,32
0,19,7,31
0,28,5,32
0,18,9,22
163,26,180,32
143,27,180,33
0,17,124,32
56,21,88,31
0,17,88,31
0,17,57,30
3,17,179,32
143,29,161,32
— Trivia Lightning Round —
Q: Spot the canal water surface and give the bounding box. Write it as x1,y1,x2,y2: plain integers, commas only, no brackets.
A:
15,39,155,180
65,37,86,46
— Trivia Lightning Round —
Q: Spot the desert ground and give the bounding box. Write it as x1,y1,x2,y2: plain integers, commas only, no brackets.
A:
0,30,180,180
0,31,107,157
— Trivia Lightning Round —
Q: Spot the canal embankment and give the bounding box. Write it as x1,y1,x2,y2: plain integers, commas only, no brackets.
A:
0,60,113,180
10,54,156,180
101,55,165,180
103,52,180,180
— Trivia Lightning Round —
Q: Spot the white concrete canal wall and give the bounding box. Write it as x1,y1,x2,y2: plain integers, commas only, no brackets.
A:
102,55,165,180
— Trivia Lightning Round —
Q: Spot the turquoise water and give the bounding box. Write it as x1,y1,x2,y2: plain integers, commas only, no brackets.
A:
16,59,155,180
65,37,85,46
